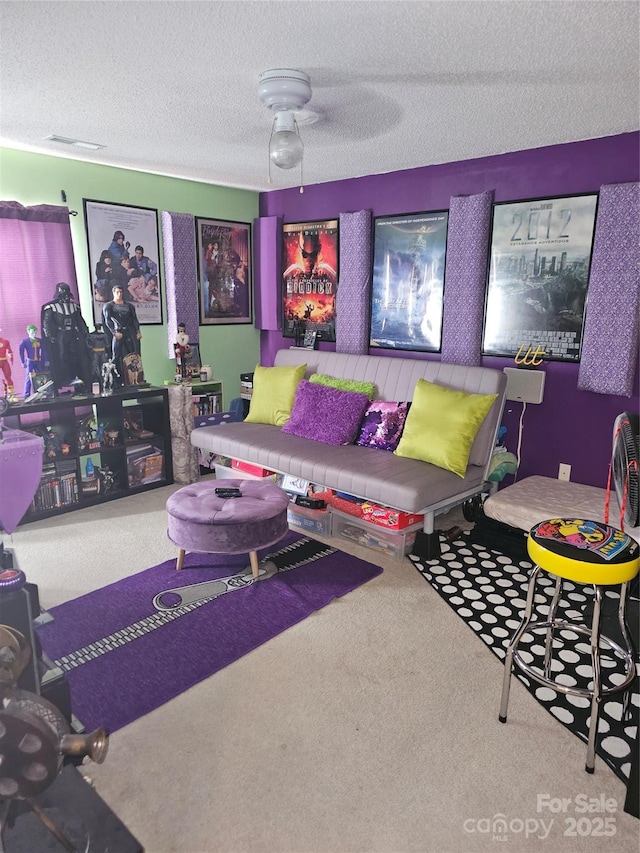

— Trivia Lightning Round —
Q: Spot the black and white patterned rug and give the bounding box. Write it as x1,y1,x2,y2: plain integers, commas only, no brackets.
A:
410,534,639,783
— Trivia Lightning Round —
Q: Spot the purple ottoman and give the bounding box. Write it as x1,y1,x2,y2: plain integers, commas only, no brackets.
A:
166,479,290,576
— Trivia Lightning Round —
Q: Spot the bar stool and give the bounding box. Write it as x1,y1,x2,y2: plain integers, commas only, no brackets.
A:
499,517,639,773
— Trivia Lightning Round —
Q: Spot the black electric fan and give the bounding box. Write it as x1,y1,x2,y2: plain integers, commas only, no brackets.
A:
611,412,640,529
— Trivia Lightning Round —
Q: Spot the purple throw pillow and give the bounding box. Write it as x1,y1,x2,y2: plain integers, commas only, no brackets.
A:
281,380,370,446
355,401,411,451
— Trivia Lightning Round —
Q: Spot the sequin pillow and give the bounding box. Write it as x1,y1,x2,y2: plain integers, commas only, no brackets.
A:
355,401,410,451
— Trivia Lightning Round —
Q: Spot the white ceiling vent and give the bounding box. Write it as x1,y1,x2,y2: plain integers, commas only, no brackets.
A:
44,135,105,150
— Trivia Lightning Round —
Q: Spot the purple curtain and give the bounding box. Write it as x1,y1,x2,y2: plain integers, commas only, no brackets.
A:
440,190,493,365
0,201,78,397
578,182,640,397
161,211,199,357
335,210,372,354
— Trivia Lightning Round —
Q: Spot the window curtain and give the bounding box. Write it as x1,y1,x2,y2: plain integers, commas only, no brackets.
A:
0,201,78,397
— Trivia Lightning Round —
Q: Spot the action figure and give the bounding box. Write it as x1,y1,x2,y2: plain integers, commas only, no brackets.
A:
19,324,48,397
87,324,110,388
292,317,304,348
174,322,190,379
101,358,119,395
0,331,16,400
102,285,142,386
122,353,145,386
41,282,92,394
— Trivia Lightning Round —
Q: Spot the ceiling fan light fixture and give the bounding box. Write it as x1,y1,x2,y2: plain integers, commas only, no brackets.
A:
269,111,304,169
258,69,311,113
259,69,312,178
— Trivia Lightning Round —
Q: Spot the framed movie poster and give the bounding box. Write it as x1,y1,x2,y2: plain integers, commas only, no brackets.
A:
482,193,598,362
370,210,449,352
84,199,163,327
196,218,252,325
282,219,339,341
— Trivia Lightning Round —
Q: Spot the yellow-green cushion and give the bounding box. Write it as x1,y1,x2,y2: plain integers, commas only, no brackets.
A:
244,363,306,426
394,379,498,477
309,373,376,400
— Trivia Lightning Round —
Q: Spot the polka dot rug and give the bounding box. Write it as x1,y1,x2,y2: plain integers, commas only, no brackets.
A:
410,534,639,783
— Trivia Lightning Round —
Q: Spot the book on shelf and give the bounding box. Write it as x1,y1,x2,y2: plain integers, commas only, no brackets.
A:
192,391,222,417
29,462,79,514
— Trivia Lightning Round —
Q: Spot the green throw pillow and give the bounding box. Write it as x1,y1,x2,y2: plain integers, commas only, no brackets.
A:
394,379,498,478
245,363,306,426
309,373,376,400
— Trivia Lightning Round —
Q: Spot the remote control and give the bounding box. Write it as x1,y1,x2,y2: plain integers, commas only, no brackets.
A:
215,488,243,498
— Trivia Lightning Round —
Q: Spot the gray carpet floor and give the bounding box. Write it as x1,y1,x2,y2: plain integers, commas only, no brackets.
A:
7,481,639,852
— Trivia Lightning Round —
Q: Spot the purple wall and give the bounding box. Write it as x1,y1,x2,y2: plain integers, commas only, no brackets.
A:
258,133,640,489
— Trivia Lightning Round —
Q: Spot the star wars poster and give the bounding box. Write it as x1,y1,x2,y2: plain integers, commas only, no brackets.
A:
282,220,339,341
482,193,598,362
370,211,448,352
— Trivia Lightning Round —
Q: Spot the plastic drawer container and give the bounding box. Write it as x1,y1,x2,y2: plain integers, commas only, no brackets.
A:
331,509,421,559
287,504,332,537
214,463,281,484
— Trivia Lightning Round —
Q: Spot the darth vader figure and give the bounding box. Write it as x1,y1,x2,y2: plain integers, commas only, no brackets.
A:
41,282,92,393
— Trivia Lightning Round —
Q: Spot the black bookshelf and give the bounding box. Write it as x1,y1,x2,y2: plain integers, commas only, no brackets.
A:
3,387,173,525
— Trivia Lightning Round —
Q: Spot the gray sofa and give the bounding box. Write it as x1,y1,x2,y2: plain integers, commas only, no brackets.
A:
190,349,506,558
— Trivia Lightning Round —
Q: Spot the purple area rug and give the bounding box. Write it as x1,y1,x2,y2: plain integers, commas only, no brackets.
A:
36,533,382,733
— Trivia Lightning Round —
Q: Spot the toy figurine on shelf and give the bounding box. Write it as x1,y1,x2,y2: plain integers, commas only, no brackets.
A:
174,322,190,380
101,358,119,395
19,324,48,398
102,285,142,387
292,316,304,348
41,282,93,395
87,324,110,390
97,465,116,493
0,329,17,402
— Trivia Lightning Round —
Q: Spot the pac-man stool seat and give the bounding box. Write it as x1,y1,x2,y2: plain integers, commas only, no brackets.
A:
499,517,639,773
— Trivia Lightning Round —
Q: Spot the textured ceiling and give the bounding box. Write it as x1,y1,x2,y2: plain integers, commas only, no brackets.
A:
0,1,638,193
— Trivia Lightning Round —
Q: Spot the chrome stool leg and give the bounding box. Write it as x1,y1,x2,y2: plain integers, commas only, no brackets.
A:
544,576,562,678
586,585,603,773
499,565,541,723
617,582,634,722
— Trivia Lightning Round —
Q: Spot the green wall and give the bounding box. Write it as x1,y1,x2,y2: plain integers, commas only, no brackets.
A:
0,146,260,405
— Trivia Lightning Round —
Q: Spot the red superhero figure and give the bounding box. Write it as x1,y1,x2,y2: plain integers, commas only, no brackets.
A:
0,332,15,399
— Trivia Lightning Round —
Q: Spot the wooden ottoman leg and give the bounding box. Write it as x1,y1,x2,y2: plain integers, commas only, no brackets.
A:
249,550,259,579
176,549,185,571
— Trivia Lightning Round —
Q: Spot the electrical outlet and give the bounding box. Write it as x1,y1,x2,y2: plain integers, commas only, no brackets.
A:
558,463,571,482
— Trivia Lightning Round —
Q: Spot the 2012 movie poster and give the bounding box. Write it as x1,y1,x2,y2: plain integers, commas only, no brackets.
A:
483,193,598,362
282,220,339,341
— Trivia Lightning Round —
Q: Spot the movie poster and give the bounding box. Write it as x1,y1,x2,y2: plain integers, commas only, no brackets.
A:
83,199,163,327
282,220,339,341
483,194,598,361
370,211,449,352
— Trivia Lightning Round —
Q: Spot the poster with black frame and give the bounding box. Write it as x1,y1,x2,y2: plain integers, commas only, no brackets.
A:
282,219,339,341
482,193,598,362
369,210,449,352
196,218,252,325
83,199,163,327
